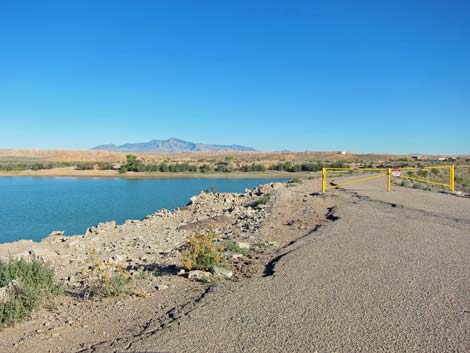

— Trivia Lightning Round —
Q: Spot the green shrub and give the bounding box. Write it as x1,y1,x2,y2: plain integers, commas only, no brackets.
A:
75,162,95,170
0,162,74,171
248,194,271,208
182,233,224,271
215,162,232,173
251,242,271,249
330,160,348,168
159,163,170,172
119,154,145,173
417,170,429,178
240,164,267,172
0,258,62,328
96,162,114,170
300,162,323,172
199,164,213,173
145,163,160,172
224,240,252,257
413,182,428,190
224,156,235,162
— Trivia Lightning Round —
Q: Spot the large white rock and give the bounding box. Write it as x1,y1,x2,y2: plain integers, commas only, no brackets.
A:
212,266,233,279
188,270,212,281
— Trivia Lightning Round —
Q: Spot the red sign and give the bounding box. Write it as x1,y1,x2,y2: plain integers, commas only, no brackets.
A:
391,168,401,177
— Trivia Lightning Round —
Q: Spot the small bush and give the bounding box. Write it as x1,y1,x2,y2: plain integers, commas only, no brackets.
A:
288,178,302,184
75,162,95,170
96,162,114,170
0,258,62,328
119,154,145,173
401,179,411,188
199,164,213,173
182,233,224,271
83,262,134,298
394,179,404,186
247,194,271,208
251,242,272,249
224,240,252,257
413,182,428,190
417,170,429,178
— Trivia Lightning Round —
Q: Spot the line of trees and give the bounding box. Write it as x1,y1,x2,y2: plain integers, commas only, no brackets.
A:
118,154,349,174
0,154,349,174
0,161,73,171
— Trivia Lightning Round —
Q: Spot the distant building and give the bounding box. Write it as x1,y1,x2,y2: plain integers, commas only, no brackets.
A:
411,155,425,160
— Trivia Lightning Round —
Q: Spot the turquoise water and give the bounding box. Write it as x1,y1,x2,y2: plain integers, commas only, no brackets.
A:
0,177,286,243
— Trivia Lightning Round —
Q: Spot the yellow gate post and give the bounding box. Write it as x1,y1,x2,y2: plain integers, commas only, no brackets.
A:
322,168,326,193
387,168,391,192
450,165,455,192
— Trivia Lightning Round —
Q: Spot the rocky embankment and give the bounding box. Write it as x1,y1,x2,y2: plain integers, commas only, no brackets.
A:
0,179,331,352
0,182,289,288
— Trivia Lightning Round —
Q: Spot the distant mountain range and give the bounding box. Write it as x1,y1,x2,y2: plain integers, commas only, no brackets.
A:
91,138,256,153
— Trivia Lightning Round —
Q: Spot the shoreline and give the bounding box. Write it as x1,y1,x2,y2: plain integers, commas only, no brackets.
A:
0,167,314,179
0,177,299,246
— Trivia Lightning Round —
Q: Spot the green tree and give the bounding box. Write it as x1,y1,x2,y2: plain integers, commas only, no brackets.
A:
159,163,169,172
199,164,212,173
120,154,145,173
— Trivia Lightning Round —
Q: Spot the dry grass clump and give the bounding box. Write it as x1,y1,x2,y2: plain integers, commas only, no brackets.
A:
82,261,135,298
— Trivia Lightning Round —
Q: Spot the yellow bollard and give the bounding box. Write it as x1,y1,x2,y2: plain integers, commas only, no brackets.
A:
450,165,455,192
322,168,326,193
387,168,391,192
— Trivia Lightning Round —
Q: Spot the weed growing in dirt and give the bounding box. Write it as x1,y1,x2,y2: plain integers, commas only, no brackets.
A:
224,240,252,257
0,258,62,328
251,242,272,249
247,194,271,208
182,233,224,271
83,261,134,298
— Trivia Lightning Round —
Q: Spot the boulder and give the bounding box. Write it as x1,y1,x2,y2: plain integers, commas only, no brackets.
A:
258,184,273,195
30,247,58,261
224,251,244,259
452,191,465,197
188,270,212,281
0,280,19,304
236,241,250,250
97,221,116,231
42,231,66,244
188,196,198,205
156,284,169,291
212,266,233,279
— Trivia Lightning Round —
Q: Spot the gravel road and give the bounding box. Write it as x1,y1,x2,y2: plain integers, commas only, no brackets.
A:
107,179,470,353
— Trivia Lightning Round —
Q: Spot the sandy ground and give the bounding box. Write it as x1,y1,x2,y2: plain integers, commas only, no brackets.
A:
115,179,469,353
0,167,311,179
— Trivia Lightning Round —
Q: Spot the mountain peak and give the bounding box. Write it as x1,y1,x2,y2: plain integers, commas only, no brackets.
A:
91,138,256,153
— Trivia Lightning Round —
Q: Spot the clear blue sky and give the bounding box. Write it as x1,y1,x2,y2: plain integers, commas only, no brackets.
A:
1,0,469,154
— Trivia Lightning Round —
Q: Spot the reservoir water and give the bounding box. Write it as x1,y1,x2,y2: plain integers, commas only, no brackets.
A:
0,177,286,243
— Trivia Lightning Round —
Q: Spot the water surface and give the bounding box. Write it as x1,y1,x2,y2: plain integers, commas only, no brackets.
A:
0,177,286,243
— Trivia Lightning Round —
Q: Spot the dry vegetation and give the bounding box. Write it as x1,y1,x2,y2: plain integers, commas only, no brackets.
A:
0,149,405,164
2,149,466,166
